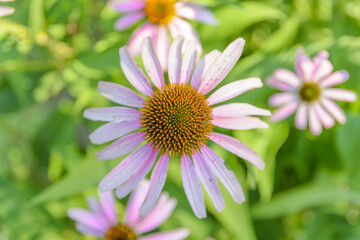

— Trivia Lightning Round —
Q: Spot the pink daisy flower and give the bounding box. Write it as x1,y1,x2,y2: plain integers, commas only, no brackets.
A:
68,180,189,240
84,36,269,218
0,0,14,17
110,0,217,69
267,50,357,135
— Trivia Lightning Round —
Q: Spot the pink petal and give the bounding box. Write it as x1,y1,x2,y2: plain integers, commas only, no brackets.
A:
98,81,144,108
320,70,349,88
314,102,335,129
114,12,145,31
99,191,118,225
110,0,145,12
268,93,297,107
298,55,314,81
207,78,263,105
212,103,271,117
295,50,309,78
213,116,269,130
135,193,176,234
0,6,14,17
312,50,329,72
124,180,149,226
119,47,153,95
87,196,105,217
201,146,245,204
141,37,165,89
266,76,295,91
180,155,206,218
295,103,308,130
154,25,170,71
75,223,105,238
199,38,246,94
192,152,225,212
190,50,221,89
68,208,109,232
139,228,190,240
312,59,333,82
115,148,158,199
322,88,357,102
139,154,169,217
83,107,141,122
168,36,184,84
320,97,346,124
89,121,141,145
128,23,157,56
209,132,265,170
175,2,217,25
309,104,322,135
271,101,298,122
271,69,301,88
179,41,197,84
99,143,152,191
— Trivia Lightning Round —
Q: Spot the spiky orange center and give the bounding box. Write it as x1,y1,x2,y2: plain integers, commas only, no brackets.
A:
299,83,321,102
105,224,137,240
140,83,214,157
144,0,176,25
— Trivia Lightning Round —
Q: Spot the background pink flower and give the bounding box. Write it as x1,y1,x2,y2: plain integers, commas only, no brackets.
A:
267,50,357,135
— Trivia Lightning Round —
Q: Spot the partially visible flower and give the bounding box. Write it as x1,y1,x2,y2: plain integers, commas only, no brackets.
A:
0,0,14,17
84,36,269,218
267,50,357,135
68,181,189,240
110,0,217,69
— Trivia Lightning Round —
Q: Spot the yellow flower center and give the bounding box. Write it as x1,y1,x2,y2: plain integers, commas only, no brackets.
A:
140,83,214,157
105,224,137,240
144,0,176,25
299,83,321,102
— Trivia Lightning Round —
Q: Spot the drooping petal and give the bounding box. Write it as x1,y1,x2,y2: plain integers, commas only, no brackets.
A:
139,154,169,217
207,78,263,105
68,208,110,232
75,223,105,238
271,101,298,122
99,191,118,225
114,12,145,31
309,104,322,135
313,102,335,129
110,0,145,12
0,6,14,17
84,107,141,122
124,180,149,226
209,132,265,170
320,97,346,124
89,121,141,145
141,37,165,89
312,59,334,82
322,88,357,102
138,228,190,240
191,50,221,89
268,92,297,107
192,152,225,212
99,143,152,191
154,25,170,71
271,69,301,88
213,116,269,130
179,41,197,84
119,47,153,95
180,155,206,218
168,36,184,84
199,38,246,94
175,2,217,25
319,70,349,88
98,81,144,108
294,103,308,130
212,103,271,117
201,146,245,204
128,23,157,56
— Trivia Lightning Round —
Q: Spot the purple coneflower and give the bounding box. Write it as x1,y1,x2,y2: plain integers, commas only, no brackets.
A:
0,0,14,17
267,50,357,135
68,181,189,240
84,36,269,218
110,0,217,69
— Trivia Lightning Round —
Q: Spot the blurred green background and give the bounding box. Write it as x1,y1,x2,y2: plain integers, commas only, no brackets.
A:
1,0,360,239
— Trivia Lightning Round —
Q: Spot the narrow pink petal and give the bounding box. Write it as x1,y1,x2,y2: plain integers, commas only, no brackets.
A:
99,191,118,225
295,103,308,130
124,180,149,226
271,69,301,88
139,228,190,240
212,103,271,117
175,2,217,25
312,50,329,73
135,193,176,234
87,196,105,217
314,102,335,129
309,104,322,135
209,132,265,170
180,155,206,218
320,97,346,124
192,152,225,212
320,70,349,88
128,23,157,56
168,36,184,84
75,223,105,238
141,37,165,89
68,208,109,232
139,154,169,217
266,76,295,91
268,92,297,107
84,107,141,122
115,149,158,199
322,88,357,102
207,78,263,105
201,146,245,204
98,143,152,191
89,121,140,145
154,25,170,71
114,12,145,31
213,116,269,130
110,0,145,12
179,41,197,84
295,50,309,78
98,81,144,108
119,47,153,95
271,101,298,122
298,56,314,81
0,6,14,17
312,59,333,82
199,38,246,94
191,50,221,89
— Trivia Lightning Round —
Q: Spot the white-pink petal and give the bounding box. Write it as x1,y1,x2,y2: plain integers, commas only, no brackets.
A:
268,92,297,107
191,50,221,89
320,97,346,124
309,104,322,135
213,116,269,130
110,0,145,12
154,25,170,71
114,12,145,31
83,107,141,122
312,59,333,82
266,76,295,91
271,101,298,122
298,56,314,81
179,41,197,84
168,36,184,84
0,6,14,17
99,191,118,225
139,228,190,240
212,103,271,117
294,103,308,130
124,180,149,226
322,88,357,102
271,69,301,88
128,23,157,56
75,223,105,238
314,102,335,129
68,208,109,232
175,2,218,25
320,70,349,88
